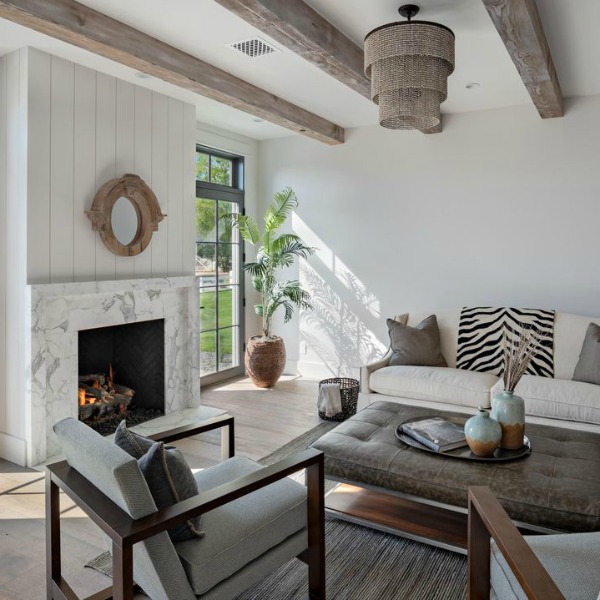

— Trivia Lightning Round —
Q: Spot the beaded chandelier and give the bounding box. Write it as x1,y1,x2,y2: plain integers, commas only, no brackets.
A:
364,4,455,132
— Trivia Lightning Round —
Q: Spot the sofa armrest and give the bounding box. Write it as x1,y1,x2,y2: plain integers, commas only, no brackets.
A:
360,349,392,393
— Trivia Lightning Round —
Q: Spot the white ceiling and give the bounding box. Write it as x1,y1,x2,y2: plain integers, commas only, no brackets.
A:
1,0,599,140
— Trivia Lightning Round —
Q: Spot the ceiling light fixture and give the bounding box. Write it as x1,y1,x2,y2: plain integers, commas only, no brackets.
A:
364,4,455,132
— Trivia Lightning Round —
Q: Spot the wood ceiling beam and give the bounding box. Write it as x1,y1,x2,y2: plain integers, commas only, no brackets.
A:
215,0,443,134
0,0,344,144
214,0,370,98
482,0,564,118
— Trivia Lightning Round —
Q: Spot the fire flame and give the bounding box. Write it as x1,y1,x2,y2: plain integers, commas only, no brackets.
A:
108,363,114,387
78,388,86,406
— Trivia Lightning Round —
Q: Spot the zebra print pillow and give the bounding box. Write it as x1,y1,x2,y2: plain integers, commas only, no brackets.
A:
456,307,555,377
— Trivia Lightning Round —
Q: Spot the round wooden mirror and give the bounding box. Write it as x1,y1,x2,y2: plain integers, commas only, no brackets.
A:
86,174,166,256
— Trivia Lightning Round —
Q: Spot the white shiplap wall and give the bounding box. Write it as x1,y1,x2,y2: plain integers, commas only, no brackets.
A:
27,48,196,284
0,48,196,464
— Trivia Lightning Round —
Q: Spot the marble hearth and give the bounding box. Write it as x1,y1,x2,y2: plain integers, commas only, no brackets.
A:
28,277,200,466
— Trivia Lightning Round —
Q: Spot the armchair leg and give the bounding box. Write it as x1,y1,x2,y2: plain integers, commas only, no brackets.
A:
306,455,326,599
46,473,61,600
221,420,235,460
112,542,134,600
468,491,492,600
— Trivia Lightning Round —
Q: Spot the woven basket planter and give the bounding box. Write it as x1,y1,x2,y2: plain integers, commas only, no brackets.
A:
245,336,286,388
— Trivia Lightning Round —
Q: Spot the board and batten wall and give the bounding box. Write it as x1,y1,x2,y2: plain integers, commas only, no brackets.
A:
258,95,600,379
26,47,196,283
0,47,196,464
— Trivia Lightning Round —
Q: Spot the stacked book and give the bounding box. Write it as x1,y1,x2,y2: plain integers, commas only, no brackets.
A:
400,417,467,453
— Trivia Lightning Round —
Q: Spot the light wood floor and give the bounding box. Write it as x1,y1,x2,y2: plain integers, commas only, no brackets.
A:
0,376,345,599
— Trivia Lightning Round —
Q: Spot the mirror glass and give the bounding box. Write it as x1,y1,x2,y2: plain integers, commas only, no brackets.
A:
111,196,138,246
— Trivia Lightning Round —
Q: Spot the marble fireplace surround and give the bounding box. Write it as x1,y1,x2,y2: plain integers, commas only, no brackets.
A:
28,276,200,466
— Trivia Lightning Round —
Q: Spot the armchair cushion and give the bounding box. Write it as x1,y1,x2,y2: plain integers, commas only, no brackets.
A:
490,531,600,600
175,456,308,596
114,421,204,542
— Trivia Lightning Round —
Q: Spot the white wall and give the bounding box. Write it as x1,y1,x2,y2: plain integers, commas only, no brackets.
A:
0,48,196,464
26,48,196,284
258,96,600,378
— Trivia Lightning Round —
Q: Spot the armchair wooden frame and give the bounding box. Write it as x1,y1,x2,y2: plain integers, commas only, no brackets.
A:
46,414,326,600
467,486,565,600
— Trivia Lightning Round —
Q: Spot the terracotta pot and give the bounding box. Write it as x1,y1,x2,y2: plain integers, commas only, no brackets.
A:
245,336,286,388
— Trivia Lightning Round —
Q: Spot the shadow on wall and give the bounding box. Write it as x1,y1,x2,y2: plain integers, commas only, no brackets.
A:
297,226,388,376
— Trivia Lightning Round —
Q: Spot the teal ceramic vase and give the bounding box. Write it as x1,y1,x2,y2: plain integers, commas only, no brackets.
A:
464,408,502,457
491,391,525,450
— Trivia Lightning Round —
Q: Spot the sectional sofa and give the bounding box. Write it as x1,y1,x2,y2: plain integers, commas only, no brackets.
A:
360,309,600,432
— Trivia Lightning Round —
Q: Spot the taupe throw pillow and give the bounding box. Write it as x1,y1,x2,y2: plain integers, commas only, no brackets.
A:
114,421,204,542
387,315,447,367
573,322,600,385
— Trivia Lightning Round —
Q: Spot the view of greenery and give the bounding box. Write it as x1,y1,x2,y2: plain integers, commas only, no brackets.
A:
200,288,234,355
195,199,236,272
195,152,233,186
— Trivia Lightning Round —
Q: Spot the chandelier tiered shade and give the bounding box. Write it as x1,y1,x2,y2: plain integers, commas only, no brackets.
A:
364,19,455,132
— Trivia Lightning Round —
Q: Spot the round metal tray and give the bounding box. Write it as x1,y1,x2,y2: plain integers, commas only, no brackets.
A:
395,418,531,462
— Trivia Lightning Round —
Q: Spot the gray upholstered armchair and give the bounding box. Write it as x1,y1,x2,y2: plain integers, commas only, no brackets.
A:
467,486,599,600
47,415,325,600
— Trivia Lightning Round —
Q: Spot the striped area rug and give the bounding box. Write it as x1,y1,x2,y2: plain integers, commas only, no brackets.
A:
238,517,466,600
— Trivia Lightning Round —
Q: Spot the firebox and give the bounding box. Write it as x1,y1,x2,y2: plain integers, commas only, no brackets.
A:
78,319,165,435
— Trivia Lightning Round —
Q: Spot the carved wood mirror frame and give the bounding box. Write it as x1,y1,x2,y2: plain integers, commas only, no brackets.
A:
86,174,166,256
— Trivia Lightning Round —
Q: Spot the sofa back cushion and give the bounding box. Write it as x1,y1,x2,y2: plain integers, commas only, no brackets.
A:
554,313,600,380
405,310,600,381
407,309,461,368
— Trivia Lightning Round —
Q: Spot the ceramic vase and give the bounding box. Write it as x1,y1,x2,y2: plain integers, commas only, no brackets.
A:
464,408,502,458
491,391,526,450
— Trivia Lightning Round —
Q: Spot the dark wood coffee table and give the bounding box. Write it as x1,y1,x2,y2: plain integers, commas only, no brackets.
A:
310,401,600,554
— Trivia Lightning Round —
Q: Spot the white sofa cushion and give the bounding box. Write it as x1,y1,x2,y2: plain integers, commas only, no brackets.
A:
491,376,600,425
370,366,498,409
553,313,600,380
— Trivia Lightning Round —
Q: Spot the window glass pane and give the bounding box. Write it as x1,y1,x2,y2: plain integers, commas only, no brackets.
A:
196,243,215,279
218,200,237,243
199,287,217,330
200,331,216,376
195,152,210,182
226,284,239,327
217,286,233,329
216,244,233,276
196,198,216,242
210,155,233,186
219,327,238,370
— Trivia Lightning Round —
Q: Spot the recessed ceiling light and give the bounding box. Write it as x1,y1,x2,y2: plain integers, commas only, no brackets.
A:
134,71,152,79
465,82,480,89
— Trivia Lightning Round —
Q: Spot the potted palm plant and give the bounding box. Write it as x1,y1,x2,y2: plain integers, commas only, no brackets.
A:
229,187,315,387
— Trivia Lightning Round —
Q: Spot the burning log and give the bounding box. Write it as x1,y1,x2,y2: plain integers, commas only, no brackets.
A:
78,365,136,423
114,383,135,398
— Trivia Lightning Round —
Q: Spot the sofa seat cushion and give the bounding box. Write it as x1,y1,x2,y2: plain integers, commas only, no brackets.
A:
370,366,498,408
490,531,600,600
491,376,600,425
175,456,307,596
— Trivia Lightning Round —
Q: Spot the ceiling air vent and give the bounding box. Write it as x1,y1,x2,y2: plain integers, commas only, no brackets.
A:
228,37,278,58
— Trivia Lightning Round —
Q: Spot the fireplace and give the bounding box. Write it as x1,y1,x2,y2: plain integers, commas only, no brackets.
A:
26,276,200,467
78,320,165,435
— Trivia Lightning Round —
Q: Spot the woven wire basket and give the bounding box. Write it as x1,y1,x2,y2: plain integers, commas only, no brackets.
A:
318,377,359,421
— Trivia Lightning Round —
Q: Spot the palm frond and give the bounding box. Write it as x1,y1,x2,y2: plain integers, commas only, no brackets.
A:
264,188,298,234
228,213,261,245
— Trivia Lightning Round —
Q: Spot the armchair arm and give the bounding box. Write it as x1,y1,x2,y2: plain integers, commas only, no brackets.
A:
147,413,235,460
47,448,324,546
467,486,564,600
360,349,392,393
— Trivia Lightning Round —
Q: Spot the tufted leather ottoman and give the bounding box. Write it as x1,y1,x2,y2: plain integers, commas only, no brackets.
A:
310,401,600,546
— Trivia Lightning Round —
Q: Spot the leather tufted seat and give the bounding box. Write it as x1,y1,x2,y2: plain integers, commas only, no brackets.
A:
311,401,600,531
